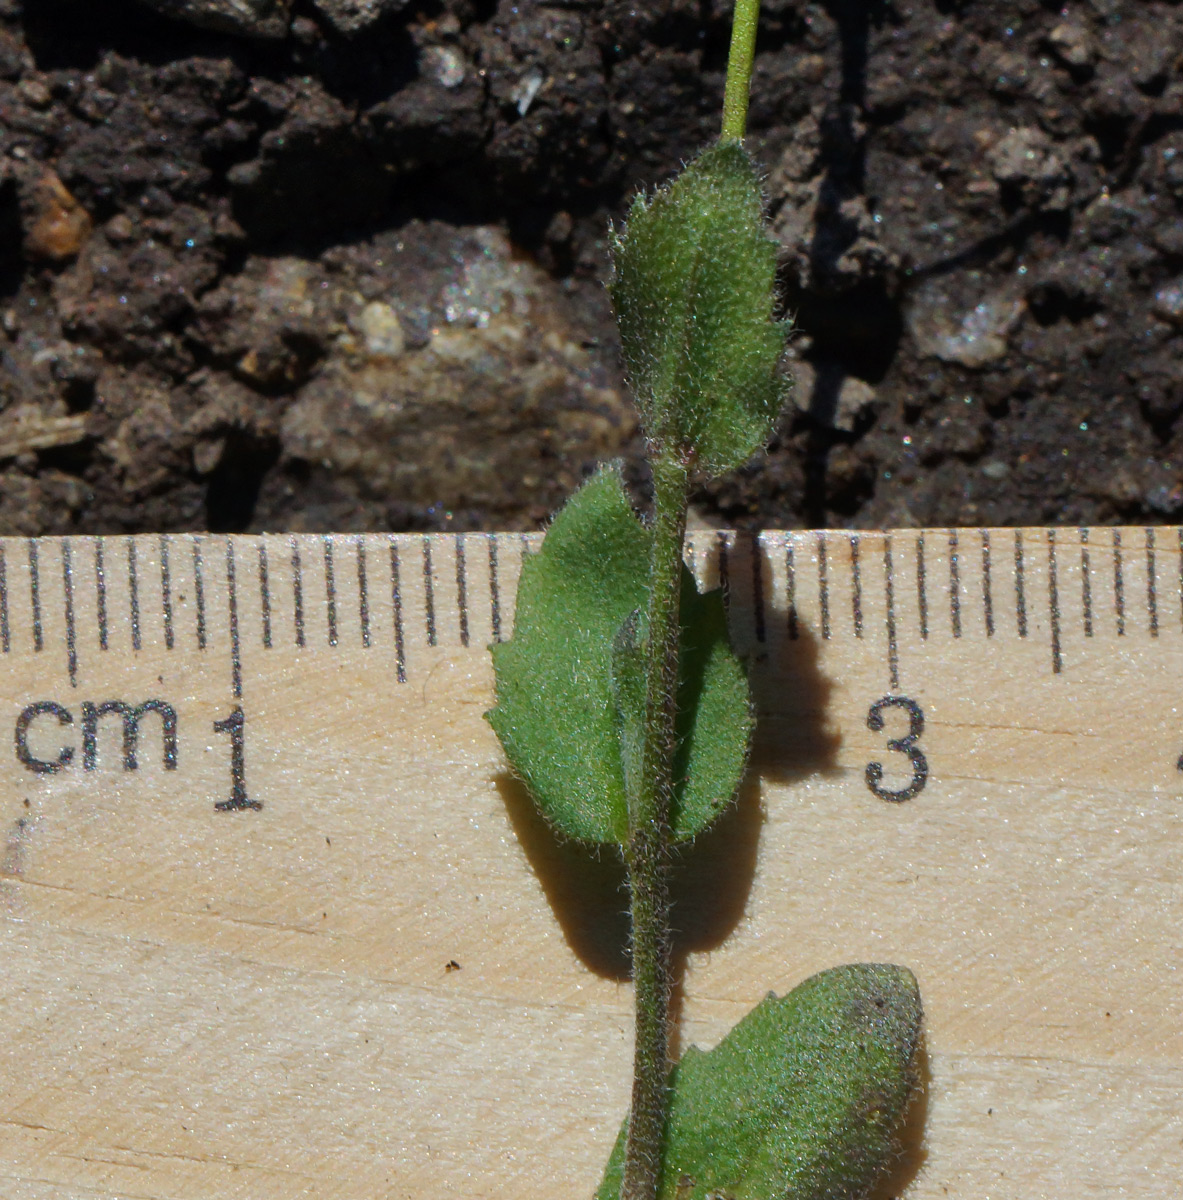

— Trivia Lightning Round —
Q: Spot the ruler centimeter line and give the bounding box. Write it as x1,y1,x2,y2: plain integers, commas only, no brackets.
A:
0,527,1176,693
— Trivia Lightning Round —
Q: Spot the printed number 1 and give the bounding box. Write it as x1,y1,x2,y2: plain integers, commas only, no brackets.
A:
213,705,261,812
865,696,928,802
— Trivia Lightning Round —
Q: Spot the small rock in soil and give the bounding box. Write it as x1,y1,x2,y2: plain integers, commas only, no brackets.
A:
987,126,1073,211
21,171,92,262
0,406,90,460
1152,282,1183,327
279,224,635,524
907,283,1024,370
311,0,409,35
1046,21,1097,74
133,0,290,38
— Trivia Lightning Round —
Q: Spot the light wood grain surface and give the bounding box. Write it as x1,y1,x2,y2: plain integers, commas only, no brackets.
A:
1,529,1181,1198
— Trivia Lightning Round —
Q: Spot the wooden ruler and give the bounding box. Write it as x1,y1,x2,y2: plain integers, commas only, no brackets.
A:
2,528,1181,1199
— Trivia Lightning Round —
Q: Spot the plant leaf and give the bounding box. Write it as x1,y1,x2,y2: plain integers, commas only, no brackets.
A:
672,569,752,841
609,607,648,826
486,463,751,845
595,964,923,1200
488,465,646,844
610,139,791,477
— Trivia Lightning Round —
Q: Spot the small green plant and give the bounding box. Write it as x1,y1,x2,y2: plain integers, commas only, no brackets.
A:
486,3,923,1197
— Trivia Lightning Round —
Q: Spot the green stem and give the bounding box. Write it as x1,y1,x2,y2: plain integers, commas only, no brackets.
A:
620,450,691,1200
721,0,760,141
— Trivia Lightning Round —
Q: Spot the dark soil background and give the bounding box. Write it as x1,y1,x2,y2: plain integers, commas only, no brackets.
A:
1,0,1181,536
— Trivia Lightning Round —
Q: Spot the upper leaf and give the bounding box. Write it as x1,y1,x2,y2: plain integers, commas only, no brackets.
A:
486,464,752,845
610,140,791,477
595,963,923,1200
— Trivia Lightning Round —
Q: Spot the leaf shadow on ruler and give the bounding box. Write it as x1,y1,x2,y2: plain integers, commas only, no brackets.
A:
749,605,843,784
496,771,763,985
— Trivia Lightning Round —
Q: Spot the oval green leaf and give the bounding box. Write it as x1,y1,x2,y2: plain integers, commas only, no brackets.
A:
610,140,791,477
595,963,924,1200
486,463,752,845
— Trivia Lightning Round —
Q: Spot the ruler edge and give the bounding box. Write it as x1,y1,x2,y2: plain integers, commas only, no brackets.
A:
0,526,1176,691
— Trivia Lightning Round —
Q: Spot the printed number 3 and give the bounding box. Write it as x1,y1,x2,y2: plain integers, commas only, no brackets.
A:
865,696,928,802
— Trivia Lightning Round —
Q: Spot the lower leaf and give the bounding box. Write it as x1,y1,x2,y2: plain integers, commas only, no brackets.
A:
595,963,923,1200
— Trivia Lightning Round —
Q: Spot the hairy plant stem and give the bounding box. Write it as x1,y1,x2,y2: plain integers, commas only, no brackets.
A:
620,450,691,1200
721,0,760,140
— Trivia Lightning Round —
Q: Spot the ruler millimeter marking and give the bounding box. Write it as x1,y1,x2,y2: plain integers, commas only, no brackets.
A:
0,527,1177,688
